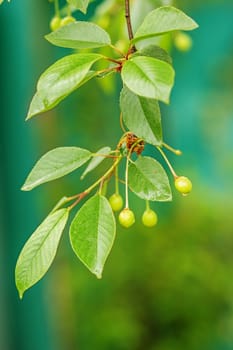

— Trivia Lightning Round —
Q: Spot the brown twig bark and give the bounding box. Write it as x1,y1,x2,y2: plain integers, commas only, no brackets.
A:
125,0,136,54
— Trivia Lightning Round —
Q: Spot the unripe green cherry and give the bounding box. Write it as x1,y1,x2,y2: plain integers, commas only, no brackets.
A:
175,176,192,195
109,194,123,212
60,16,75,27
50,16,61,31
142,209,158,228
174,32,192,52
119,208,135,228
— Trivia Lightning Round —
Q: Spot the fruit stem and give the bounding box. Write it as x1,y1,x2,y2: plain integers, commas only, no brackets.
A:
146,200,150,211
125,156,130,209
115,165,119,195
157,146,178,178
162,142,182,156
67,3,71,16
54,0,60,17
124,137,144,209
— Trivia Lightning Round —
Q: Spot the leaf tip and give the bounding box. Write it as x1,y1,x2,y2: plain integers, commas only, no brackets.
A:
163,96,170,105
19,291,24,300
21,184,30,191
94,267,103,279
26,109,36,121
44,33,51,43
16,281,25,299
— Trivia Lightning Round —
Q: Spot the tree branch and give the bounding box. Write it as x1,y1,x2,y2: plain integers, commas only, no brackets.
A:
125,0,136,53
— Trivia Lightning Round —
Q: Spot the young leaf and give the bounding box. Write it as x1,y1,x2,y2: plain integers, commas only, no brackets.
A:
134,45,172,65
133,6,198,44
15,209,69,299
45,21,111,49
70,195,116,278
27,54,102,119
121,56,175,103
67,0,90,13
22,147,92,191
81,146,111,179
120,86,162,146
128,156,172,201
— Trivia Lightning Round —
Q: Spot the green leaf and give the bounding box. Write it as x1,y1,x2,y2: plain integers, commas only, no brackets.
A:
134,45,172,65
22,147,92,191
121,56,175,103
128,156,172,201
45,21,111,49
70,195,116,278
27,54,102,119
81,146,111,179
133,6,198,44
120,86,162,146
15,209,69,298
67,0,90,13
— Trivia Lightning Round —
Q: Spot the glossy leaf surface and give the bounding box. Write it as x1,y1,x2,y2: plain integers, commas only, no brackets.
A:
22,147,92,191
120,86,162,146
15,209,69,298
70,195,116,278
128,156,172,201
27,54,102,119
45,21,111,49
121,56,175,103
134,6,198,43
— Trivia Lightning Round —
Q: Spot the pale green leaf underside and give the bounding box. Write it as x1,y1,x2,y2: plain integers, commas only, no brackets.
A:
67,0,90,13
120,86,162,146
70,195,116,278
27,54,102,119
128,156,172,201
81,146,111,179
45,21,111,49
133,6,198,44
121,56,175,103
15,209,69,298
22,147,92,191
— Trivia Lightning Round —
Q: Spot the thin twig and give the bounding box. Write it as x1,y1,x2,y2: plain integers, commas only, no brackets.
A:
67,155,123,211
125,0,136,54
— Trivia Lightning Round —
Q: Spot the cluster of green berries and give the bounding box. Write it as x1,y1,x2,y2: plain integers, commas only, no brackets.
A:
109,194,158,229
50,15,75,32
108,175,192,229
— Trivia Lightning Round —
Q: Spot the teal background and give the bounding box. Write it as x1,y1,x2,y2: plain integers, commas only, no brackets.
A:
1,1,233,349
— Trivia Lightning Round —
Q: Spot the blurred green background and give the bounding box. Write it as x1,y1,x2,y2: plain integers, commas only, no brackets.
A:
1,0,233,349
